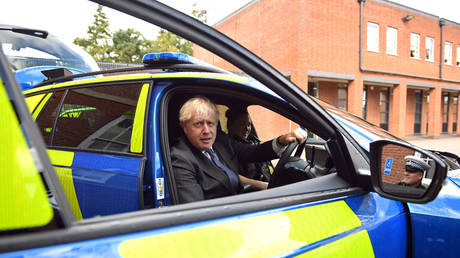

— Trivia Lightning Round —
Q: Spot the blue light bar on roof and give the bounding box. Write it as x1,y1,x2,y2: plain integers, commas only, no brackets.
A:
143,52,198,65
142,52,231,74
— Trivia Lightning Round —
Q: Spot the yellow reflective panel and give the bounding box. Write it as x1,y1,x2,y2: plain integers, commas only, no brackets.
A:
130,83,149,153
23,74,152,95
47,149,74,167
54,167,82,220
118,200,361,257
0,79,52,231
298,230,374,258
31,93,52,120
25,93,45,113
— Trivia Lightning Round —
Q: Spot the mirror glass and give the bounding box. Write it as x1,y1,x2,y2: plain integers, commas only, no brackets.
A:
380,144,436,197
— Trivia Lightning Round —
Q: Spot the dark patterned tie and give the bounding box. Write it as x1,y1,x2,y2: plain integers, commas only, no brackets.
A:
205,148,239,191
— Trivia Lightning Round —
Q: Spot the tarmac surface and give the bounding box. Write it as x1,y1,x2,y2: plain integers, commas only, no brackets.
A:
405,135,460,156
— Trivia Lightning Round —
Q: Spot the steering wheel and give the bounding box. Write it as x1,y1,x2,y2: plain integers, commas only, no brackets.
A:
268,141,299,188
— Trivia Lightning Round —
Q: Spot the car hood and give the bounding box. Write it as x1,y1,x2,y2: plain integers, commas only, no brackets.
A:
314,98,400,152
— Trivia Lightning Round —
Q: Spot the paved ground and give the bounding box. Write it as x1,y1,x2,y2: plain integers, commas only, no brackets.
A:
405,135,460,156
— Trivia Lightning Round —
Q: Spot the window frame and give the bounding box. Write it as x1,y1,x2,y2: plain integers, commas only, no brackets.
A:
456,44,460,67
25,81,151,157
425,36,435,62
410,33,420,59
386,27,397,56
444,42,452,65
367,22,379,53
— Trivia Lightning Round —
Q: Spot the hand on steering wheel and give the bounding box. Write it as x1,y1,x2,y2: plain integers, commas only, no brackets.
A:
268,141,299,188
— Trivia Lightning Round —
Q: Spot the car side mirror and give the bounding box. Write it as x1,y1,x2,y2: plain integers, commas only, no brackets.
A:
370,140,447,203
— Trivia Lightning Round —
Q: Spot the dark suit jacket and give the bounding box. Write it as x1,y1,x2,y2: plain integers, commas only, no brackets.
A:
171,133,277,203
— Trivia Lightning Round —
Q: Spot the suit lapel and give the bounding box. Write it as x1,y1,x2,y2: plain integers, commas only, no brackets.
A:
191,145,235,193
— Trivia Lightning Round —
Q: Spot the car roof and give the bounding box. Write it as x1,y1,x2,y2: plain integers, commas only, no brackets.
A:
23,70,281,100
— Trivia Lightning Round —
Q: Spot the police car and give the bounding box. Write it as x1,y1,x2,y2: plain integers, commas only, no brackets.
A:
0,24,99,91
1,0,458,257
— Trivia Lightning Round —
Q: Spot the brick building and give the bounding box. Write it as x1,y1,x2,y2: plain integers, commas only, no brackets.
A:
194,0,460,138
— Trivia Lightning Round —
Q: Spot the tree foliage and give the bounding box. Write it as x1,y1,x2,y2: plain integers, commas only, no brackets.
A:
112,29,149,63
74,4,207,63
73,5,112,62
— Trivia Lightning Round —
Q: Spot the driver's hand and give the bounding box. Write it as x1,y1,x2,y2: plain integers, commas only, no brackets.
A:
277,128,308,146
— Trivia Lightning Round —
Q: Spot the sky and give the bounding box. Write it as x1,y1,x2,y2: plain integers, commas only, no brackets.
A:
1,0,459,45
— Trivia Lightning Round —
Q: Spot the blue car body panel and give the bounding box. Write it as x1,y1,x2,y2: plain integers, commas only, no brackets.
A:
14,66,87,91
2,192,407,257
408,177,460,258
65,151,144,218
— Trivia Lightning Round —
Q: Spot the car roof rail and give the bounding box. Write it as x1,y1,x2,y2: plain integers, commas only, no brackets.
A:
32,52,231,88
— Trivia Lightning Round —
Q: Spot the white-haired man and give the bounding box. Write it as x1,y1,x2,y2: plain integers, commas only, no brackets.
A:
170,96,307,203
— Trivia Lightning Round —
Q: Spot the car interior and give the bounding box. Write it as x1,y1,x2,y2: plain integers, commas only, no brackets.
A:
162,82,337,205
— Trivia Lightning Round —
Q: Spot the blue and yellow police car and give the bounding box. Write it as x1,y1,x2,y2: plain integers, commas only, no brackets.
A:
1,0,459,257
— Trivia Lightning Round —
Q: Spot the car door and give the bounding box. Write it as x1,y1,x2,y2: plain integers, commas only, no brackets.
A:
0,0,446,257
24,80,152,219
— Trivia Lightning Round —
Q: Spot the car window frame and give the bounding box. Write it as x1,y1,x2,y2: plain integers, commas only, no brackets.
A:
1,0,371,253
24,80,152,157
159,78,357,204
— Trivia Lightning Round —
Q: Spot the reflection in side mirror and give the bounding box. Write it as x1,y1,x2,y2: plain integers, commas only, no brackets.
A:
370,140,447,203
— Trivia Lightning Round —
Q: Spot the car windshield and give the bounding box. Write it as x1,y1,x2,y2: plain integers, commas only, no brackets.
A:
0,28,99,72
315,98,401,152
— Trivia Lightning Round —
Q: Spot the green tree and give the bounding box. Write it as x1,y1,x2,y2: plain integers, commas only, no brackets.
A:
150,30,193,55
192,3,207,24
112,29,149,63
149,3,206,56
73,5,112,61
74,3,207,63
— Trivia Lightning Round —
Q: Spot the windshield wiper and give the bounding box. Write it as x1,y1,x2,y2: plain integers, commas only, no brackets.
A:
0,27,48,39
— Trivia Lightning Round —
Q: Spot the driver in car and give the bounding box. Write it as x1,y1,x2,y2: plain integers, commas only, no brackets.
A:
171,96,307,204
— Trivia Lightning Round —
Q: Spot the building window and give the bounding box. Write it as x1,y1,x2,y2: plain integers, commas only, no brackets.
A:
367,22,379,52
386,27,397,55
410,33,420,58
337,85,347,111
444,42,452,65
457,45,460,67
425,37,434,62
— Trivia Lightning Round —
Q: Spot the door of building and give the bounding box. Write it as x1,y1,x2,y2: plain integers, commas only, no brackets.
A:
379,88,390,130
414,90,423,134
453,95,458,133
308,82,318,98
442,93,450,133
362,85,368,120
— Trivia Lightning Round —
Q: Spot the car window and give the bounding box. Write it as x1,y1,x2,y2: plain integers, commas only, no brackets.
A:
165,86,335,205
34,83,144,153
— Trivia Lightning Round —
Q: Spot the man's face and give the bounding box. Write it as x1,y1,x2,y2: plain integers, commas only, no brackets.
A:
183,110,217,150
403,171,423,187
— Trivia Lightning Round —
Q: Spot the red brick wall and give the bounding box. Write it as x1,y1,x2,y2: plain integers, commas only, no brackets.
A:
365,85,382,126
247,105,296,142
193,0,460,138
405,89,416,135
442,24,460,81
318,82,338,107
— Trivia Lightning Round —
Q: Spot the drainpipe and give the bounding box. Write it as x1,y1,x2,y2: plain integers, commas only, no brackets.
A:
358,0,365,72
439,19,445,79
357,0,460,84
